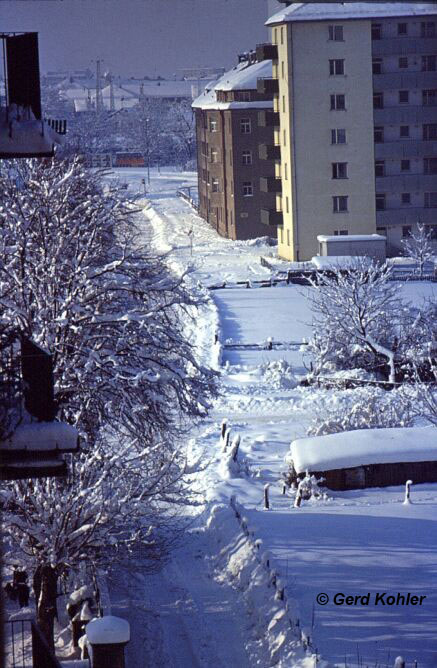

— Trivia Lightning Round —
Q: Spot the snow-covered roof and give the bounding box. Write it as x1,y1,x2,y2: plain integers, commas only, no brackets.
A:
317,234,386,242
311,255,373,270
288,427,437,474
192,59,273,111
3,422,79,452
121,80,193,98
0,105,64,158
266,3,437,26
214,60,272,92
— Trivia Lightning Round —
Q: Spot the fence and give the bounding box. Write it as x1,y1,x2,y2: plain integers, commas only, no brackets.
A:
5,619,63,668
176,187,199,212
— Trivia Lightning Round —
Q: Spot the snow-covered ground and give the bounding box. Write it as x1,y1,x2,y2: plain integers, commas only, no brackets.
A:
104,168,437,667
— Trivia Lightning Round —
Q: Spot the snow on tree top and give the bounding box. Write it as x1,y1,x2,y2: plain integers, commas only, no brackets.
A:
288,427,437,474
86,615,130,644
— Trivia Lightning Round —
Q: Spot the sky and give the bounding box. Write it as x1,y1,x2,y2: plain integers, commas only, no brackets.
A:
1,0,273,78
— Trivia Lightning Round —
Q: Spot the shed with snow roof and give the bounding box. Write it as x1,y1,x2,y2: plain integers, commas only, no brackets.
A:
317,234,386,261
286,427,437,491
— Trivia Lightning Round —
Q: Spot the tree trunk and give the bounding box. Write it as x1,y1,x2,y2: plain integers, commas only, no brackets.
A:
36,564,58,652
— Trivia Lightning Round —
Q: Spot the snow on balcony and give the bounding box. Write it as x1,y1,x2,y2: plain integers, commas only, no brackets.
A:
0,104,64,158
2,421,79,452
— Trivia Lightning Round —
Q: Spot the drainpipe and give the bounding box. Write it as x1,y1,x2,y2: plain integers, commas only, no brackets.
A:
220,110,229,237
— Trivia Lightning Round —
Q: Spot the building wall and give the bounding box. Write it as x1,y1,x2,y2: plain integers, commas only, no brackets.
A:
275,19,377,261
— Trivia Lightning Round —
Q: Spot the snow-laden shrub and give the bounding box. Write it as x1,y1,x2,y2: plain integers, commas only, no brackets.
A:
260,359,298,390
306,386,413,437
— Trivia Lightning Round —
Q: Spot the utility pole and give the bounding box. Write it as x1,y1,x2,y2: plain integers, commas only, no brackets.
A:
95,59,104,114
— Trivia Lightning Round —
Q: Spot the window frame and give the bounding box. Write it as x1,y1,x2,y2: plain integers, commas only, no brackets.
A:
242,181,253,197
372,58,383,75
240,118,252,134
422,55,436,72
399,90,409,104
375,193,386,211
398,56,408,69
330,94,346,111
332,195,348,213
371,23,382,40
329,59,345,76
424,157,437,175
332,162,348,179
331,128,347,144
400,125,410,138
328,25,344,41
375,160,385,177
374,126,384,143
401,192,411,205
401,159,411,172
397,22,408,36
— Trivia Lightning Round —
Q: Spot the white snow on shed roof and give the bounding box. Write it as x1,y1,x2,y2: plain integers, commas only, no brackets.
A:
288,427,437,474
317,234,386,242
214,60,272,92
266,3,436,25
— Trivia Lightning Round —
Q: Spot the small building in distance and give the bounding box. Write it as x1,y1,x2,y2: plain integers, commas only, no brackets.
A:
192,49,280,240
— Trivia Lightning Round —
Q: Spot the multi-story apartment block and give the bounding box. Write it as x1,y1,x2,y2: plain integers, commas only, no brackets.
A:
265,2,437,260
192,50,280,240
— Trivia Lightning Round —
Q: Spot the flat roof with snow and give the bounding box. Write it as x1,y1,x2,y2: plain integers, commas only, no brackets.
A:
266,3,437,26
289,427,437,474
317,234,386,243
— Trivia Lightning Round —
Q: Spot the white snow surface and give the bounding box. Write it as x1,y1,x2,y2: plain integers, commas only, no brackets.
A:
86,616,130,644
289,427,437,474
4,421,78,451
0,105,64,156
311,255,373,270
266,2,437,25
101,168,437,668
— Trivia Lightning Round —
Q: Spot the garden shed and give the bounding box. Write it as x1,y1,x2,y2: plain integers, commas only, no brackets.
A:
317,234,386,262
287,427,437,491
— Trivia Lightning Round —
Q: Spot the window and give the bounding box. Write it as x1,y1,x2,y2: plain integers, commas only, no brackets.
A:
371,24,382,40
240,118,251,134
242,181,253,197
283,129,287,145
422,55,436,72
209,119,218,132
210,149,218,163
376,193,386,211
372,58,383,75
329,59,345,75
211,178,219,192
280,26,284,45
242,150,252,165
282,95,286,112
399,90,409,104
333,195,348,213
423,89,437,106
375,160,385,177
334,230,348,236
421,21,436,37
331,128,346,144
328,25,344,41
397,23,408,35
424,158,437,174
423,124,437,140
398,57,408,69
402,226,412,238
377,227,387,236
281,61,285,78
401,159,410,171
373,93,384,109
287,229,290,246
374,126,384,143
332,162,348,179
425,225,437,239
425,192,437,208
330,94,345,110
400,125,410,138
285,196,289,213
401,193,411,205
284,163,288,180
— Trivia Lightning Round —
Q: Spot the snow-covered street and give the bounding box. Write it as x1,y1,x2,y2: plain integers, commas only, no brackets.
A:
105,168,437,667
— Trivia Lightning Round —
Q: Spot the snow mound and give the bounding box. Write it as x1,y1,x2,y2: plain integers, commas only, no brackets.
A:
260,360,298,389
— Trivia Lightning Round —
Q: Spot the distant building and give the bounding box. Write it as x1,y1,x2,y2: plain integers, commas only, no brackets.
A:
192,50,279,240
265,2,437,260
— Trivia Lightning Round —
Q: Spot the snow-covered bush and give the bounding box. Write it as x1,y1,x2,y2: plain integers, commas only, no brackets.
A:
306,386,413,437
260,359,298,390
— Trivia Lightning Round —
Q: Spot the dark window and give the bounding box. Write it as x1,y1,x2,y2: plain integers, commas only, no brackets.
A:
329,25,344,41
422,89,437,106
333,196,348,213
376,193,386,211
398,57,408,69
329,59,345,75
401,159,410,171
397,23,408,35
242,181,253,197
399,90,409,104
330,94,345,110
422,55,436,72
212,178,219,192
240,118,251,134
374,126,384,143
331,128,346,144
209,118,218,132
332,162,348,179
421,22,436,37
400,125,410,138
424,158,437,174
401,193,411,205
372,59,383,75
334,230,348,236
371,24,382,40
373,93,384,109
423,124,437,140
375,160,385,177
402,226,412,237
425,192,437,208
242,150,252,165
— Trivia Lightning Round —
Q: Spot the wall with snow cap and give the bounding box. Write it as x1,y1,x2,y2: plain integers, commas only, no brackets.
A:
86,615,130,645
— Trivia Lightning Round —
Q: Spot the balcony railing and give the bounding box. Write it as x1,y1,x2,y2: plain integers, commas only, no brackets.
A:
45,118,67,135
261,208,283,226
258,110,280,127
260,176,282,193
257,78,279,96
256,43,278,62
259,143,281,160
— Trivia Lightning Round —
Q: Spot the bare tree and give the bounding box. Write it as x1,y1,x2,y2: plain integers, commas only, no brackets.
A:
401,222,435,278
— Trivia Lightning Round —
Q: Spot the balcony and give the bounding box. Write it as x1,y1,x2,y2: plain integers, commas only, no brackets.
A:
260,176,282,193
372,36,437,56
256,43,278,62
373,106,437,124
257,78,279,96
261,208,283,226
258,110,280,127
259,143,281,160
